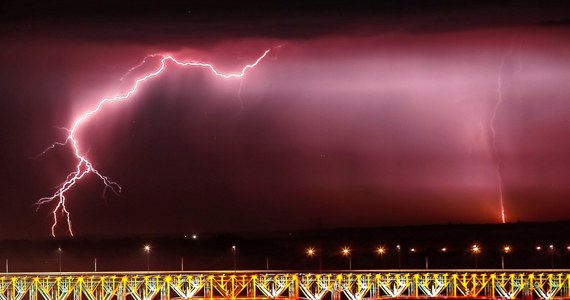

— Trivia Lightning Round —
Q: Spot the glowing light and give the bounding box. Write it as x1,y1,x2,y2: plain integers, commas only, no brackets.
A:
341,247,351,256
144,245,150,252
441,247,447,252
37,49,272,236
503,245,511,253
306,248,316,257
472,244,480,253
536,246,542,251
376,247,385,255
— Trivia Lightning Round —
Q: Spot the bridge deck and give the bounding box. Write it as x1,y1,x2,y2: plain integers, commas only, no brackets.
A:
0,271,568,300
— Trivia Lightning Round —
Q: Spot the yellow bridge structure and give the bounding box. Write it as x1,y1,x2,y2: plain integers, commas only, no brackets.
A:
1,271,569,300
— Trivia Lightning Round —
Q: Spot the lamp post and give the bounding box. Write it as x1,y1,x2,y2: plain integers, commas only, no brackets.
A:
306,247,321,271
144,245,150,271
549,244,554,269
57,246,62,273
472,244,480,269
396,245,401,270
376,247,385,269
231,245,237,271
438,247,447,269
567,246,570,269
341,247,352,270
502,246,511,269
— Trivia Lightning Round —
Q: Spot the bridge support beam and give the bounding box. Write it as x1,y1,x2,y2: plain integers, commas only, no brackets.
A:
288,277,299,300
204,282,211,299
1,271,569,300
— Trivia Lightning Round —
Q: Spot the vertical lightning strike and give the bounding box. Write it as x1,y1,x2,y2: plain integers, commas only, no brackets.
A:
38,49,272,236
490,42,520,224
490,55,506,223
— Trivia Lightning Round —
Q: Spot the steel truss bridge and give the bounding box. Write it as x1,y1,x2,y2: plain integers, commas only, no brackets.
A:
1,271,570,300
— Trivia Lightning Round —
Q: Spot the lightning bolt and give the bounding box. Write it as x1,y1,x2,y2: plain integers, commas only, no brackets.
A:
490,54,507,224
37,49,272,236
490,40,520,224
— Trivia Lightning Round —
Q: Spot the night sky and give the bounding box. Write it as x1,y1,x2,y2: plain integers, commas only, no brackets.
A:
1,1,570,238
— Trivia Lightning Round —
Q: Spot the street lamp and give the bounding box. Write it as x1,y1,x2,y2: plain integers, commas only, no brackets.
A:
144,245,150,271
231,245,237,271
549,244,555,269
436,247,448,269
376,247,386,269
396,245,401,270
341,247,352,270
502,245,511,269
472,244,480,269
57,246,62,272
306,247,321,271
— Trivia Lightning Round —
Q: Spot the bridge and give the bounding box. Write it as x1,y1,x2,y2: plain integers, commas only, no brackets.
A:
1,271,569,300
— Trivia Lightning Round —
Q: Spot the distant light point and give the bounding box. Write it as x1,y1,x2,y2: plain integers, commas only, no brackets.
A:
306,248,316,256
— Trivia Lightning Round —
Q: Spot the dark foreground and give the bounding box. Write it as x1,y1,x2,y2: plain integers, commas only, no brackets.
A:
1,221,570,272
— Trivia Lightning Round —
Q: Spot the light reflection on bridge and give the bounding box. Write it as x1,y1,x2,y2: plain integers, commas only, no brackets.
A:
1,270,569,300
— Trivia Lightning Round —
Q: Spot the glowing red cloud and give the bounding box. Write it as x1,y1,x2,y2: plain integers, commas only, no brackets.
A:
37,49,272,236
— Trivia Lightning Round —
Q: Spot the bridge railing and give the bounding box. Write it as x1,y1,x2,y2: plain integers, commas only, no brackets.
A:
1,270,569,300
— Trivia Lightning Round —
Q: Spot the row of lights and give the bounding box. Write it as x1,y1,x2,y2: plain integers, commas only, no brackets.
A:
305,244,569,256
43,242,567,273
141,243,569,258
305,244,566,270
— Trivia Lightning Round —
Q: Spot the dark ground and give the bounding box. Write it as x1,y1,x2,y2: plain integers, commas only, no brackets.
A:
1,221,570,272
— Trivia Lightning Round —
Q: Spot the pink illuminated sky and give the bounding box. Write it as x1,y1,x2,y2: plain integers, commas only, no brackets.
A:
0,0,569,237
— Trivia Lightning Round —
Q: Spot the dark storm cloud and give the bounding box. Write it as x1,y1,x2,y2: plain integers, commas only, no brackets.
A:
1,0,570,45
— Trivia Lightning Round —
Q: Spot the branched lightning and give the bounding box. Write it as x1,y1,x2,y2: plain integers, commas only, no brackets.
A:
37,49,272,236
